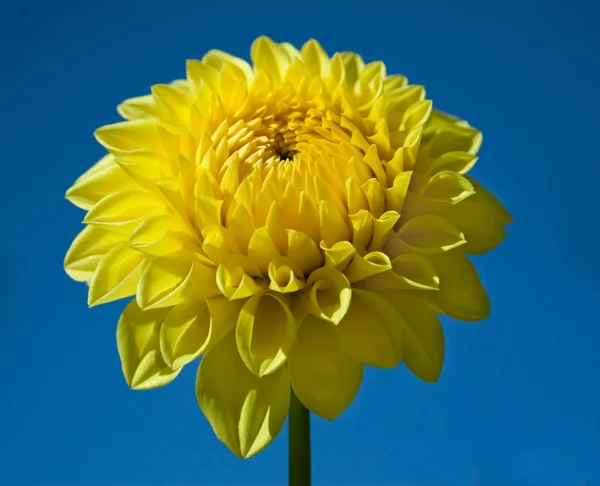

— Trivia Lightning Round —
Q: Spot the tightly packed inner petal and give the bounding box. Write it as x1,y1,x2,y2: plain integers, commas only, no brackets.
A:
65,36,510,458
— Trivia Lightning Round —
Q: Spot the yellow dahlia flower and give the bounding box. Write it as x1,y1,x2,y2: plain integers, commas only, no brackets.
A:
65,36,510,458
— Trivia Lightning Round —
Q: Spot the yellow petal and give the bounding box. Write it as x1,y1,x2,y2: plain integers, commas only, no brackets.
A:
362,145,387,186
301,267,352,325
64,225,126,282
300,39,329,76
427,151,478,175
396,215,466,254
227,200,256,252
286,229,322,275
84,190,165,235
344,251,391,282
248,226,281,274
195,195,224,229
114,149,176,193
421,110,482,159
421,170,475,205
387,295,444,382
201,224,241,265
94,119,165,155
288,315,363,420
357,253,439,292
196,336,290,458
400,100,433,130
160,297,242,370
66,155,138,210
70,151,115,181
88,243,146,307
319,200,350,247
467,177,512,226
336,289,403,368
369,210,401,251
251,36,291,85
268,257,306,293
385,85,426,131
186,59,220,93
320,240,355,272
152,84,191,124
160,300,211,370
427,253,490,321
218,63,249,114
360,178,385,218
216,264,266,300
442,197,507,255
345,177,369,215
129,214,200,257
296,192,321,243
383,75,408,92
203,49,254,83
117,94,156,120
116,300,180,390
324,53,346,93
137,255,220,310
385,171,413,213
236,292,297,376
349,209,373,251
117,79,185,120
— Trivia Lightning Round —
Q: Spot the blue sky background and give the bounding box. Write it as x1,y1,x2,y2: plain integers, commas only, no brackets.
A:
1,1,599,485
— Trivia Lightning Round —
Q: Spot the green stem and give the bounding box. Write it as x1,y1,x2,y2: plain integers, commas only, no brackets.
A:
289,388,311,486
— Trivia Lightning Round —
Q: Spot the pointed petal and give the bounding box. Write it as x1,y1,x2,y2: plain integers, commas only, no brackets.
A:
344,251,391,283
446,179,511,253
288,315,363,420
129,214,200,257
396,215,466,254
64,225,126,282
117,94,156,120
66,155,138,210
301,267,352,325
95,119,165,155
357,253,439,292
88,243,146,306
203,49,254,83
421,170,475,205
336,289,403,368
236,292,297,377
319,200,350,247
160,300,211,370
300,39,329,76
137,256,220,310
160,296,242,370
84,190,165,235
116,300,181,390
251,36,291,85
442,196,507,255
388,295,444,382
196,336,290,458
268,257,306,293
427,253,490,321
320,240,355,272
286,230,322,275
216,264,266,300
422,109,482,158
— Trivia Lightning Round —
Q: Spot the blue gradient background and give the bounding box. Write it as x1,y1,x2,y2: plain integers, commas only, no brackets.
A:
1,1,599,485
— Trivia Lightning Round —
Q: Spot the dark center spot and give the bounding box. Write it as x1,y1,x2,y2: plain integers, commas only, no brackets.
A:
274,146,298,161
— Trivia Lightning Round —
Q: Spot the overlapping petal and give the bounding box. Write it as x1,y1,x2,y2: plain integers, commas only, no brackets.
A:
196,336,290,458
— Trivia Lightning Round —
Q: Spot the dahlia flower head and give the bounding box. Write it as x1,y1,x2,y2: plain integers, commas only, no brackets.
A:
65,36,510,458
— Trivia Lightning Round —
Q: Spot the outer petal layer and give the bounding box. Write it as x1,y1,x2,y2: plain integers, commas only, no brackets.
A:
196,336,290,458
288,315,363,420
116,300,181,390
